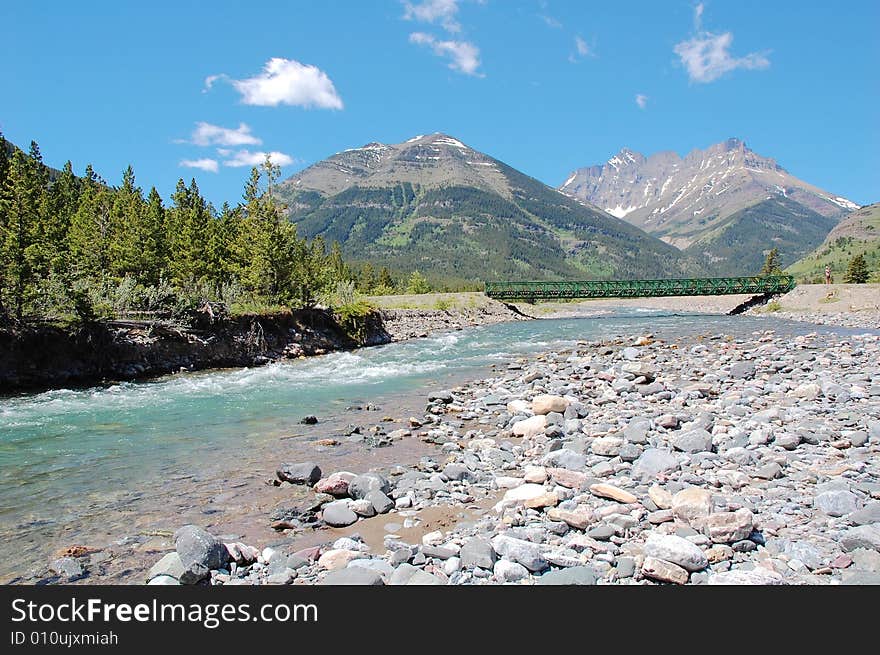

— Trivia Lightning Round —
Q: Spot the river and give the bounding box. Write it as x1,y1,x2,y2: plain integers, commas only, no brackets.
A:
0,310,874,582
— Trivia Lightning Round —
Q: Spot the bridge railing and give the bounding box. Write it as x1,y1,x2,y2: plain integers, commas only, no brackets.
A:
484,275,796,301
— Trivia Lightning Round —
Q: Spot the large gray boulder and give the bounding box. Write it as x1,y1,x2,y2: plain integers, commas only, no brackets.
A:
459,538,496,570
322,501,359,527
277,462,322,485
173,525,228,584
348,472,392,500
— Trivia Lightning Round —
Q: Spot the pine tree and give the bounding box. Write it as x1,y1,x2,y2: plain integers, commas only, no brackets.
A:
844,253,870,284
167,178,211,285
377,266,394,290
0,149,43,321
328,241,350,284
46,161,81,269
69,165,115,279
759,247,783,276
358,262,376,292
406,270,430,294
205,201,238,288
109,165,147,279
140,187,167,285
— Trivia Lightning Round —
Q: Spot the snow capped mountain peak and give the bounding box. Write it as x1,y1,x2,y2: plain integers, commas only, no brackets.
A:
558,138,857,249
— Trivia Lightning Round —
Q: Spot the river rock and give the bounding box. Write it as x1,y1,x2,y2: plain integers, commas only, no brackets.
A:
641,557,689,584
350,498,376,517
174,525,228,584
543,449,588,470
277,462,322,485
754,462,783,480
624,420,650,444
147,552,185,582
728,361,756,379
792,382,821,399
405,569,445,585
314,471,355,496
547,507,593,530
443,463,475,482
702,509,754,543
366,490,394,514
321,568,384,585
589,483,638,504
348,472,392,499
51,557,85,580
494,559,530,582
537,566,597,585
532,394,568,415
496,483,549,511
632,448,680,479
707,569,784,585
512,415,548,437
524,465,548,483
547,467,588,489
672,488,713,523
591,436,623,457
814,490,861,517
491,535,548,572
672,428,714,453
643,533,708,571
225,542,260,565
840,524,880,552
147,575,180,586
318,549,365,571
850,502,880,526
460,538,496,569
322,501,359,527
649,485,673,509
524,492,559,509
507,399,531,415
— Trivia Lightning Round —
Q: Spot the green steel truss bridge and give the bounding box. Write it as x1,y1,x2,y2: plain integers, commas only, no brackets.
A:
484,275,796,302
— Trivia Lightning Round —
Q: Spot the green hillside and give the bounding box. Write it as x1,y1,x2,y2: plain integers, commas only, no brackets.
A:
787,203,879,282
683,196,837,276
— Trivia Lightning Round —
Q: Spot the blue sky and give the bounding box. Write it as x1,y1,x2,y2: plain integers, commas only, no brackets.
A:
2,1,877,207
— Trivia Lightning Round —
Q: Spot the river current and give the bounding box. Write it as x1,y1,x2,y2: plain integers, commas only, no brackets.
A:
0,310,874,581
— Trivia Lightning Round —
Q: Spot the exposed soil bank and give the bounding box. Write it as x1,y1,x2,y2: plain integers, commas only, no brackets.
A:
746,284,880,329
0,301,525,394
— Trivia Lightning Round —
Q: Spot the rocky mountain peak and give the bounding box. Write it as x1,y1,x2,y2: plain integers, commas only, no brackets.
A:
559,138,856,246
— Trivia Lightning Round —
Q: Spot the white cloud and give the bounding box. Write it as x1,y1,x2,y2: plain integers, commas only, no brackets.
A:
403,0,461,33
635,94,648,109
575,36,591,57
539,14,562,29
409,32,483,76
187,122,262,147
208,58,343,109
180,158,219,173
694,2,705,30
222,149,295,168
202,74,227,93
674,5,769,83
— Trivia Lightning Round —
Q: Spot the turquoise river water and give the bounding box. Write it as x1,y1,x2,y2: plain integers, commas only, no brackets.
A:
0,310,874,581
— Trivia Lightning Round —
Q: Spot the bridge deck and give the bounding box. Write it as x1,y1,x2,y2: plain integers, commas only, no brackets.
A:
485,275,795,301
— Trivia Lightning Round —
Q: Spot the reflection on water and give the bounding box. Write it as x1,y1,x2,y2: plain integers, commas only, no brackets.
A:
0,310,873,579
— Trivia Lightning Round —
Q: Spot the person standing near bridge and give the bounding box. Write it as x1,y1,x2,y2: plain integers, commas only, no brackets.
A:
825,265,832,285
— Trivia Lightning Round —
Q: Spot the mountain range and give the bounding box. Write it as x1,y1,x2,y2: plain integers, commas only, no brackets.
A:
558,138,858,275
278,133,691,287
